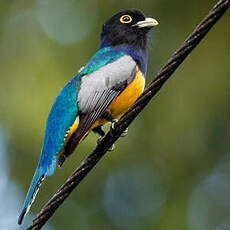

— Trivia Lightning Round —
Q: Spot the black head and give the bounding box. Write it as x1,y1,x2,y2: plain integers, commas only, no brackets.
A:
100,9,158,51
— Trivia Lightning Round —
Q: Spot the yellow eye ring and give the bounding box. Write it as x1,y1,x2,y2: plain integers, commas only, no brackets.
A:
120,15,132,24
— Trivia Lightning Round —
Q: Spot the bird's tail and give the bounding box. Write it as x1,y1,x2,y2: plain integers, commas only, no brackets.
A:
18,166,45,225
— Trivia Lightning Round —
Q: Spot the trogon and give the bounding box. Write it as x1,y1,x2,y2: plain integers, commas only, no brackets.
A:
18,9,158,224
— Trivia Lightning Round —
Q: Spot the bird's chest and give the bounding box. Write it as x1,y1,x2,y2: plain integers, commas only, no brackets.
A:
107,66,145,118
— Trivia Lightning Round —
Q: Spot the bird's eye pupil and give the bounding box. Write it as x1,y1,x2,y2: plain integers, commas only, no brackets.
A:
123,16,130,21
120,15,132,23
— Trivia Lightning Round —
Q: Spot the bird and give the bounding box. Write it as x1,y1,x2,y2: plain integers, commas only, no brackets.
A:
18,9,158,225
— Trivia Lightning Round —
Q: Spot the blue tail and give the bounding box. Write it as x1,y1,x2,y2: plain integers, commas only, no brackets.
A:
18,166,46,225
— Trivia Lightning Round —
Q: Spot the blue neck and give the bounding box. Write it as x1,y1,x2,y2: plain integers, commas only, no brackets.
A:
115,45,148,76
100,36,147,75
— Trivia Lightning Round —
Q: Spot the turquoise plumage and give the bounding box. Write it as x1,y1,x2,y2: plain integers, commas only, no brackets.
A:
81,47,124,75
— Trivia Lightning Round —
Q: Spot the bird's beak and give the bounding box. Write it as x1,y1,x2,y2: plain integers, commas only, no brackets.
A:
133,17,159,28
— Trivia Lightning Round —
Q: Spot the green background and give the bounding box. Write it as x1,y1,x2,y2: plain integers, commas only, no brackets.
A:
0,0,230,229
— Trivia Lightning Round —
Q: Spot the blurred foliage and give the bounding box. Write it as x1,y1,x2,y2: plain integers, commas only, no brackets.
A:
0,0,230,229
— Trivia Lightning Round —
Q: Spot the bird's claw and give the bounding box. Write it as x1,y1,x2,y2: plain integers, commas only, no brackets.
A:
108,144,115,151
121,127,128,137
110,119,128,137
111,119,118,130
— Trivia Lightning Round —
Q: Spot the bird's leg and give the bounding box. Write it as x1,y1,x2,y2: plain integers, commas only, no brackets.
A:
100,111,118,131
92,126,105,137
95,111,116,151
93,125,114,151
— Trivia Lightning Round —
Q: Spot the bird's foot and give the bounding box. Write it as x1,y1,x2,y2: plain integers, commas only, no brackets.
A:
111,119,118,130
121,127,128,137
109,119,118,137
110,119,128,137
108,144,115,151
97,137,115,151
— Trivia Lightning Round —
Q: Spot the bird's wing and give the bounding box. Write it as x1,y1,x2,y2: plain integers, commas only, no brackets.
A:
58,54,136,166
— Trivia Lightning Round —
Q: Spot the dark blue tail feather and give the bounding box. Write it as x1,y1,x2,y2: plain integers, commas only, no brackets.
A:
18,166,45,225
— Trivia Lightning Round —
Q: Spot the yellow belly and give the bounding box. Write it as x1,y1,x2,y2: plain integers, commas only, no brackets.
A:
108,65,145,117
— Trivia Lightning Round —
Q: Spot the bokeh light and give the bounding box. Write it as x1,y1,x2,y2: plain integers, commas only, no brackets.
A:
103,165,168,229
35,0,98,45
188,155,230,230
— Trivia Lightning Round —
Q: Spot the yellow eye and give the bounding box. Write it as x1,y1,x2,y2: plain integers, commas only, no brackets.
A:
120,15,132,24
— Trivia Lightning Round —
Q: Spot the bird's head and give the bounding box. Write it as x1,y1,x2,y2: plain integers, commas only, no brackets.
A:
100,9,159,50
